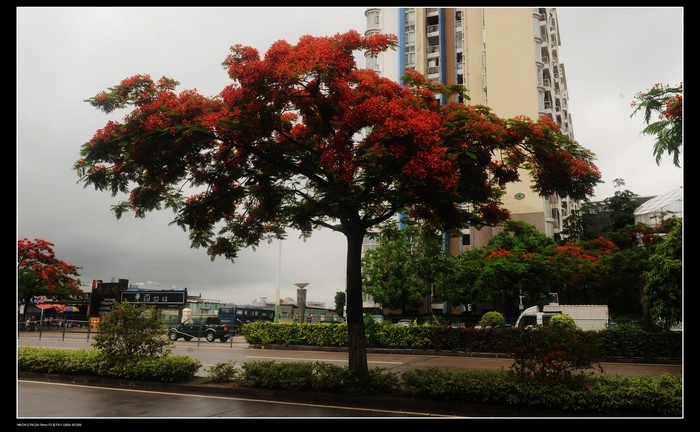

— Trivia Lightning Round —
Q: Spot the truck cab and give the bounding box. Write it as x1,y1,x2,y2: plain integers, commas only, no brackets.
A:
515,306,559,328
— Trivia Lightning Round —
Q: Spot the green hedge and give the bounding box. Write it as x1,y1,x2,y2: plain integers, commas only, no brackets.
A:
18,346,201,383
243,322,682,360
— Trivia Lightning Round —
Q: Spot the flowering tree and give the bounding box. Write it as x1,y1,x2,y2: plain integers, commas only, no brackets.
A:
17,238,83,321
630,83,683,167
547,237,620,304
74,30,600,377
440,221,558,317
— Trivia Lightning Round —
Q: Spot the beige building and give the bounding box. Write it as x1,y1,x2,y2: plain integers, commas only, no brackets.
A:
364,7,581,252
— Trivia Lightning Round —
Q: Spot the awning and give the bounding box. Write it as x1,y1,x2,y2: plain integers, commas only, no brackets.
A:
31,304,80,312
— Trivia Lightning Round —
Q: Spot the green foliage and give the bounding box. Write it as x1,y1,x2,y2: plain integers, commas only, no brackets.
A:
241,321,681,360
334,291,346,317
399,367,680,416
433,248,487,306
18,346,201,382
95,354,201,382
237,360,399,394
601,326,682,359
92,300,172,362
374,325,434,349
593,247,648,316
603,189,641,233
400,368,520,403
479,311,505,327
361,221,424,311
630,83,683,167
207,360,240,383
507,325,602,384
580,373,682,416
363,314,384,348
560,204,598,241
487,220,556,252
549,313,577,330
242,321,348,347
18,346,102,375
643,219,682,327
438,221,558,316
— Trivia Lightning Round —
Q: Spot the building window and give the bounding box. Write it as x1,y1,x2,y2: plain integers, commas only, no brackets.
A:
405,9,415,25
366,10,380,29
406,31,416,45
538,90,545,111
405,52,415,66
365,54,379,71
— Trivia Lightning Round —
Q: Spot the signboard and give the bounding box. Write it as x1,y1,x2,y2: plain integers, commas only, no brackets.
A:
120,289,187,305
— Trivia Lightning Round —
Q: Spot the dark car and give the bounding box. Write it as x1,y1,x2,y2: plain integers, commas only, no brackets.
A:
168,316,230,343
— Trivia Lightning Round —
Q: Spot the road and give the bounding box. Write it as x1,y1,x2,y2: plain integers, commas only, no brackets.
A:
17,380,442,419
17,331,682,378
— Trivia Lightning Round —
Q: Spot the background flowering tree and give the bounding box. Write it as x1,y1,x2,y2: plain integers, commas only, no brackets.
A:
630,83,683,167
434,220,557,318
74,30,600,377
17,238,83,321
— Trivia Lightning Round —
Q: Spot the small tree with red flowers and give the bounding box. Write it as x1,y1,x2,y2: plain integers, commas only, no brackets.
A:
17,238,83,321
74,30,600,378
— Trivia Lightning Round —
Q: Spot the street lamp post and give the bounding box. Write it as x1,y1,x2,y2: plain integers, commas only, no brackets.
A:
275,240,282,323
294,282,309,323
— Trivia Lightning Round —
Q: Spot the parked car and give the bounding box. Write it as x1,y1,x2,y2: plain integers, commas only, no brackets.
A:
168,316,230,343
396,319,412,326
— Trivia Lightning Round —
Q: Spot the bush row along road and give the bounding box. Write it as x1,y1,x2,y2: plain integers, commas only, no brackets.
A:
16,332,682,378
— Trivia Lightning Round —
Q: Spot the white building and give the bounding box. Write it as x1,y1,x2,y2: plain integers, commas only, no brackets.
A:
634,188,683,226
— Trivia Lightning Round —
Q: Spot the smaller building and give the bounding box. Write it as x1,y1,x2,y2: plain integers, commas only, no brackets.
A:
634,188,683,226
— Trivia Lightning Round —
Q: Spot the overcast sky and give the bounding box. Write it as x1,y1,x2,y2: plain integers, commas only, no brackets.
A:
16,7,683,307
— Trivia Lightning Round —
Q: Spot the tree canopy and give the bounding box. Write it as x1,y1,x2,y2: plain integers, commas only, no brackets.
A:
17,238,83,320
630,83,683,167
75,30,601,376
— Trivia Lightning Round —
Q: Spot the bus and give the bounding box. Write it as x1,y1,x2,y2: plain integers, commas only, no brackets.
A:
217,305,275,334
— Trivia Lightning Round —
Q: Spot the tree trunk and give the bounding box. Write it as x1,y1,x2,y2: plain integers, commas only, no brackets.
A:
344,228,369,378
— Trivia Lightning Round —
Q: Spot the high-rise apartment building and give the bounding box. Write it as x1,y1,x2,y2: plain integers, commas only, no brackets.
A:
364,7,581,252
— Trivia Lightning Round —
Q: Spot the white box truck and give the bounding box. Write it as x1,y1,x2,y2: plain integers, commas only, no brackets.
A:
516,303,609,331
